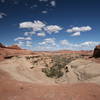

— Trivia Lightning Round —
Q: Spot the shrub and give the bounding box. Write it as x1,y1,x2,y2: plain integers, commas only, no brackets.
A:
42,67,63,78
42,55,69,78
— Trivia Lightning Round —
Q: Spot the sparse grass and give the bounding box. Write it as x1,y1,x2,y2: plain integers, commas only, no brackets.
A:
25,55,40,60
25,56,31,60
15,56,21,59
42,55,72,78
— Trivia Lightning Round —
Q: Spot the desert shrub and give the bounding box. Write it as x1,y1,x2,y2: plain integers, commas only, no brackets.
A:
4,56,14,59
15,56,21,58
26,56,31,60
42,55,69,78
42,67,63,78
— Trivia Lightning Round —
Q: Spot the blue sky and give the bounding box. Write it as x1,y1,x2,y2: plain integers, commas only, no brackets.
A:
0,0,100,51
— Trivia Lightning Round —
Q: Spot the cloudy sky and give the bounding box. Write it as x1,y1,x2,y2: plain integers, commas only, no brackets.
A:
0,0,100,51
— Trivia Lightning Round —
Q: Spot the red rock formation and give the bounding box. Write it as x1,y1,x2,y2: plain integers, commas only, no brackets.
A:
0,43,6,48
93,45,100,58
7,45,21,50
0,43,34,61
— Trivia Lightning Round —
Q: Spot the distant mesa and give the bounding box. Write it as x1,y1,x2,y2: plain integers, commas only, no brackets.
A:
93,45,100,58
0,43,34,61
0,43,21,50
7,45,21,50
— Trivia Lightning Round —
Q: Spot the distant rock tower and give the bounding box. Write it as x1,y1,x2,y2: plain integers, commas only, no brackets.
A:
0,43,6,48
93,45,100,58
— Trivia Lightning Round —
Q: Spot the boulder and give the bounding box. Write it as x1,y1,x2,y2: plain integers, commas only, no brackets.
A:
93,45,100,58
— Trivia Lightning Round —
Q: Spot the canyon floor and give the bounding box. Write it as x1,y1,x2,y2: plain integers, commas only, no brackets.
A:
0,44,100,100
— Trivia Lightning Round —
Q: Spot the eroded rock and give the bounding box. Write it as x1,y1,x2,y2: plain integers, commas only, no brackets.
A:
93,45,100,58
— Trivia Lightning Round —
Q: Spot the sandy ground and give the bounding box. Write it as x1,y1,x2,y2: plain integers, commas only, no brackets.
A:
0,74,100,100
0,55,100,100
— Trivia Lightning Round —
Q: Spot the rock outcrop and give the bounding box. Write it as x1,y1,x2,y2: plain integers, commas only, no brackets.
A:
0,43,6,48
93,45,100,58
7,45,21,50
0,43,34,61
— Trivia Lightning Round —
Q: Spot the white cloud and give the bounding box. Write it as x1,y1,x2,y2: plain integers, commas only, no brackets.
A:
16,41,24,46
0,12,7,19
41,11,48,14
20,22,33,28
25,37,32,40
32,40,100,51
14,37,25,41
24,32,29,36
71,32,81,36
67,26,92,33
36,38,57,51
60,40,69,46
34,38,57,51
32,21,46,31
20,21,46,31
50,1,56,7
26,41,32,47
44,25,62,34
60,40,100,50
39,38,56,46
19,20,62,37
24,31,35,36
14,37,32,41
67,26,92,36
37,32,46,37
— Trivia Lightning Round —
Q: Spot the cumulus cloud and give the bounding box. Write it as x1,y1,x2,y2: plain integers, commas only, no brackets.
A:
19,20,62,37
31,40,100,51
15,37,33,48
16,41,24,46
25,37,32,40
50,1,56,7
44,25,62,34
71,32,81,36
15,21,62,49
39,38,56,46
67,26,92,36
67,26,92,33
20,22,33,28
32,21,46,31
14,37,25,41
60,40,69,46
34,38,58,51
26,41,32,47
60,40,100,50
37,32,46,37
41,10,48,14
20,20,46,31
24,31,35,36
0,12,7,19
14,37,32,41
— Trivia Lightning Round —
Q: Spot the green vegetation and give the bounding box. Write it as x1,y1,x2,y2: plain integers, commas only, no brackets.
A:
42,55,71,78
